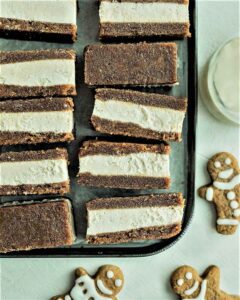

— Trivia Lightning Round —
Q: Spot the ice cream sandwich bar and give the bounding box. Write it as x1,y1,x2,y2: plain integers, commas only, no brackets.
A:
86,193,185,244
92,89,187,141
84,42,177,86
0,97,74,145
99,0,190,39
0,148,70,196
0,199,75,253
0,0,77,42
78,140,170,189
0,49,76,99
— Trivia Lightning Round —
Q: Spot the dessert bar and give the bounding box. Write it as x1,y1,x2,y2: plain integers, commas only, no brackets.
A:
99,0,190,39
0,199,75,253
92,88,187,141
86,193,185,244
0,49,76,99
84,42,177,86
0,148,70,196
0,0,77,42
0,98,74,145
78,140,170,189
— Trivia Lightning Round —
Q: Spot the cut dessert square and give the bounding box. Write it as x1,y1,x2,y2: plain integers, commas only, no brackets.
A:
86,193,185,244
92,88,187,141
0,0,77,42
0,148,70,196
78,140,171,189
0,97,74,145
0,199,75,253
99,0,190,39
0,49,76,99
84,42,177,86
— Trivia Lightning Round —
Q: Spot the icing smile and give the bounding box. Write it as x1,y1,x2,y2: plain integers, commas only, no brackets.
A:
96,279,113,295
218,168,233,179
184,281,199,296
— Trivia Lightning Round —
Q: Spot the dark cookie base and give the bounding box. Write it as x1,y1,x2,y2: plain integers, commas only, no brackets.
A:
0,132,74,146
0,18,77,43
87,224,181,244
0,199,75,253
78,174,170,189
91,116,182,141
84,42,177,86
100,23,190,39
86,193,184,210
79,140,170,156
0,84,76,99
0,182,70,196
0,148,68,162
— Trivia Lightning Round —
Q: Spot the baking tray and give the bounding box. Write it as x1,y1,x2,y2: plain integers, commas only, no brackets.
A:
0,0,197,257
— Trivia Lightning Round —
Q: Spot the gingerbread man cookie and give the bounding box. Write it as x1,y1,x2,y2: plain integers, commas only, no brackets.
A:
198,152,240,234
51,265,124,300
171,265,240,300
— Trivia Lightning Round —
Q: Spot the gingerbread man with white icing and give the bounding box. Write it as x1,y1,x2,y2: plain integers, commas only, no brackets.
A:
171,265,240,300
198,152,240,234
51,265,124,300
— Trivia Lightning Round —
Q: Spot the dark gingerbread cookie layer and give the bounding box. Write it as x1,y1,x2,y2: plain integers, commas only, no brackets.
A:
86,193,184,210
0,182,70,196
0,148,68,162
0,97,74,112
0,199,75,253
87,224,181,244
0,19,77,43
84,42,177,86
79,140,170,157
79,174,170,189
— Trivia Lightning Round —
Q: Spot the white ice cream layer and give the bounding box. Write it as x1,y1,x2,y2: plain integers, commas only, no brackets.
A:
79,153,170,177
0,59,75,87
100,2,189,23
93,99,185,133
0,159,69,186
87,206,183,235
0,0,77,25
0,111,73,133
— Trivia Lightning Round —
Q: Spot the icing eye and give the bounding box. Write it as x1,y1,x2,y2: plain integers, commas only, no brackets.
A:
115,279,122,287
177,279,184,286
185,272,193,280
225,158,232,165
107,271,114,279
214,161,221,168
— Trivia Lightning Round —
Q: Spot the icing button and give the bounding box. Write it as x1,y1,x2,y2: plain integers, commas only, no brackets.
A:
230,200,239,209
233,209,240,217
227,191,236,200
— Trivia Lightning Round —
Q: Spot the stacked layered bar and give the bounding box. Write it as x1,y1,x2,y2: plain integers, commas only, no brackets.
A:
78,140,170,189
0,0,77,42
0,49,76,99
0,98,74,145
84,42,178,86
99,0,190,39
0,199,75,253
86,193,185,244
0,149,70,195
92,89,187,141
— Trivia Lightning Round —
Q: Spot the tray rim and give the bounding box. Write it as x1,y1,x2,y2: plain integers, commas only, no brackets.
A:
0,0,197,258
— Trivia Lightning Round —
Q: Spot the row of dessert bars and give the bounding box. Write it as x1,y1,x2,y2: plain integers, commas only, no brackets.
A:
0,0,190,41
0,0,190,253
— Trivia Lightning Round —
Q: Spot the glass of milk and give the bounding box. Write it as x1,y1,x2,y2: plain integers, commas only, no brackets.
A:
201,37,240,126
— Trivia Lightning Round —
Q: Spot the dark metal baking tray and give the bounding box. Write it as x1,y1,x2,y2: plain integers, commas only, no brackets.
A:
0,0,197,257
